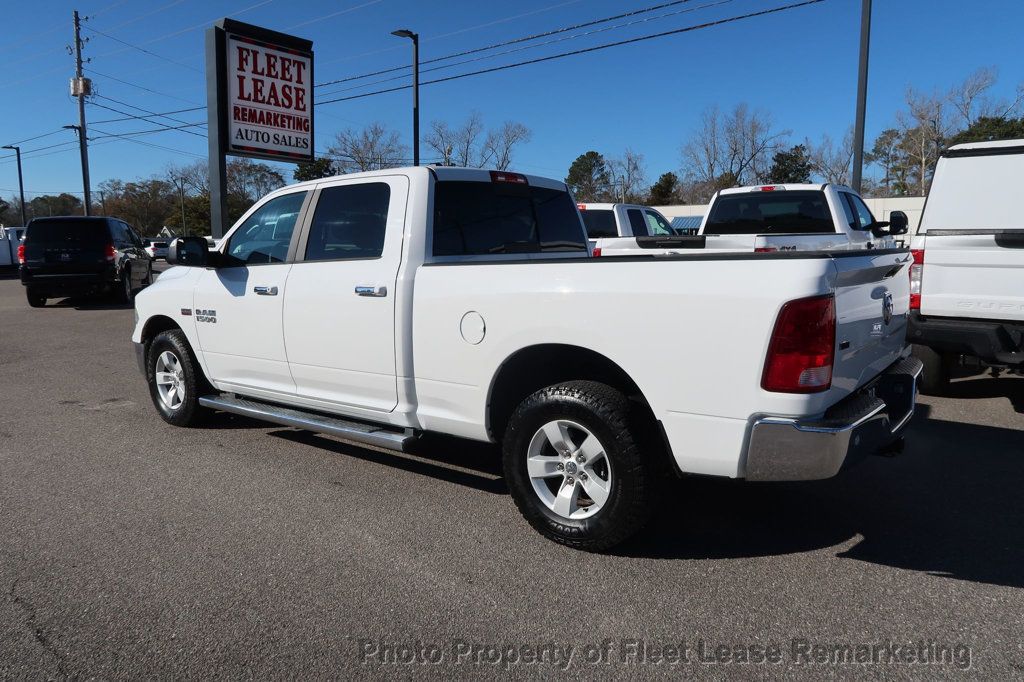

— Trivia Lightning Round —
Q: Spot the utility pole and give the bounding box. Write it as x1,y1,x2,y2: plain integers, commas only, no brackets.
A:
851,0,871,194
1,145,27,225
71,10,93,215
177,178,187,236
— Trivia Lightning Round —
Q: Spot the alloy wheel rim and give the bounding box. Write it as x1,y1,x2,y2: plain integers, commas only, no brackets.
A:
154,350,185,410
526,419,613,520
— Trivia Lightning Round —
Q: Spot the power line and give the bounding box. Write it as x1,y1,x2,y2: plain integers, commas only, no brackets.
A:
82,24,202,72
314,0,584,69
90,95,208,138
91,105,206,125
94,0,190,33
5,129,68,147
315,0,702,89
285,0,385,30
88,126,207,158
318,0,736,99
89,121,207,140
84,67,203,106
318,0,827,107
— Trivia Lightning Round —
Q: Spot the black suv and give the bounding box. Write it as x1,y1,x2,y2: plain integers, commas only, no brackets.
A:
19,216,153,307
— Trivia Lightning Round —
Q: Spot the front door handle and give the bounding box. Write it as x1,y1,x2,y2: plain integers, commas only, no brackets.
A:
355,285,387,297
253,286,278,296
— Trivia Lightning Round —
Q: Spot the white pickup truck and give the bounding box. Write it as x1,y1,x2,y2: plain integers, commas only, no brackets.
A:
907,139,1024,393
132,167,920,551
592,184,908,257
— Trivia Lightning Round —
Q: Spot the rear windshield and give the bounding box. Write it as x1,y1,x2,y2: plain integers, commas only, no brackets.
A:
580,209,617,238
704,191,834,235
432,180,587,256
26,219,109,244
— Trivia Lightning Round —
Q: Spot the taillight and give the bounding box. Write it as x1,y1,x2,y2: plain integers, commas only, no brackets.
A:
16,243,24,264
754,246,777,253
592,247,602,258
762,294,836,393
104,243,116,262
909,249,924,310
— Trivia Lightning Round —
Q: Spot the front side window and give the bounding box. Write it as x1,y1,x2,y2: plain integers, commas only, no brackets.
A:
225,191,307,265
644,210,675,236
846,194,876,230
839,193,858,229
432,181,586,256
304,183,391,261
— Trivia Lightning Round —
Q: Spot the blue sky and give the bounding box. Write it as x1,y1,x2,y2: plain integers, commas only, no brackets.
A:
1,0,1022,202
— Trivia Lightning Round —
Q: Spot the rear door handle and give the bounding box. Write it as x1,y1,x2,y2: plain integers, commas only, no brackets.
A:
253,286,278,296
355,285,387,297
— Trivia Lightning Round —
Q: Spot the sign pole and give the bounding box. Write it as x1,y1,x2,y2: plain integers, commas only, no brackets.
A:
206,24,229,240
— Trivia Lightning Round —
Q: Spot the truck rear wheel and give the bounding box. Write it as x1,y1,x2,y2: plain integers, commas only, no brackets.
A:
502,380,655,551
146,329,210,427
913,344,950,395
26,289,46,308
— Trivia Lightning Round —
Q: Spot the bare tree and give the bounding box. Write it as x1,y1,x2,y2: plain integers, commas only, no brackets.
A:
681,104,788,191
898,88,952,195
608,149,647,203
481,121,531,171
425,120,456,166
808,129,855,185
948,66,1024,127
328,122,408,173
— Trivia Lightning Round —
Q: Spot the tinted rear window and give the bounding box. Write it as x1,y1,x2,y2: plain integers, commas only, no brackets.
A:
432,181,586,256
26,219,109,243
581,210,617,238
705,191,834,235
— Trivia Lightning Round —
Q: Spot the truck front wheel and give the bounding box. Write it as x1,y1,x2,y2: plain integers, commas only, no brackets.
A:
146,329,209,427
502,380,655,551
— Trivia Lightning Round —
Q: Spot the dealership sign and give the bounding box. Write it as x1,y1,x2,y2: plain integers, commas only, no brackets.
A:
208,19,314,164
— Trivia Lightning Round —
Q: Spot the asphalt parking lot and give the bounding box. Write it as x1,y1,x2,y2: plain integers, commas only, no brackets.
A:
1,265,1022,678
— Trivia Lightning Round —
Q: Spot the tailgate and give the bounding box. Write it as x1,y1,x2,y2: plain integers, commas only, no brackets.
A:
920,231,1024,323
830,250,913,395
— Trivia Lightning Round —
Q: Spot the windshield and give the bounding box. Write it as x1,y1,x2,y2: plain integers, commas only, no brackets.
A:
704,191,835,235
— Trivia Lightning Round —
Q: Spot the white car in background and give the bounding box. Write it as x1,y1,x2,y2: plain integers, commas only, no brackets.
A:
144,240,169,260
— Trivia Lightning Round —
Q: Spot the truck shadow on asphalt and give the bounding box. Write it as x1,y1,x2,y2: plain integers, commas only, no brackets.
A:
269,429,507,495
943,377,1024,414
224,395,1024,588
618,407,1024,588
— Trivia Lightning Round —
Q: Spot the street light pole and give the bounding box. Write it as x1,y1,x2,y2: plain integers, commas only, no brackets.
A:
1,145,27,225
391,29,419,166
851,0,872,193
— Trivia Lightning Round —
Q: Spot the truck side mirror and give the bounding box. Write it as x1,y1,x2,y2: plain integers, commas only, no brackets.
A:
166,236,210,267
888,210,909,235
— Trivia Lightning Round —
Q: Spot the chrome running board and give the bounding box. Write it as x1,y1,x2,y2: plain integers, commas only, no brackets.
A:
198,394,413,451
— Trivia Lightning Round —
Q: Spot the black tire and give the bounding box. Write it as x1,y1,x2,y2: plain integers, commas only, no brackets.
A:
117,266,134,304
913,344,950,396
142,262,153,288
502,380,657,551
25,289,46,308
146,329,210,427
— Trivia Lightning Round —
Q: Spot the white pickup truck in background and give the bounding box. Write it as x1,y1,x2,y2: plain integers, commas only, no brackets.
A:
907,139,1024,394
592,184,908,257
132,166,920,551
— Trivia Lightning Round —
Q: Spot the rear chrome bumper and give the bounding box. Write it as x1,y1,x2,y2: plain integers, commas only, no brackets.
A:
744,355,923,481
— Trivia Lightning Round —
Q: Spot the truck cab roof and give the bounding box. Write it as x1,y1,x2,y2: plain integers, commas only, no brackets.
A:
717,183,854,195
278,166,569,197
